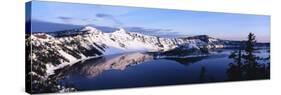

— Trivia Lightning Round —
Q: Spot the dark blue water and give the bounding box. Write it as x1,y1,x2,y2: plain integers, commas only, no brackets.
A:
57,49,269,91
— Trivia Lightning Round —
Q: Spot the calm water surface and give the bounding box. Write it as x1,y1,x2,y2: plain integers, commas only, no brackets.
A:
57,49,269,91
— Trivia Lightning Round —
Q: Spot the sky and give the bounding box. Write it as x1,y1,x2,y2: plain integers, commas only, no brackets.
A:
29,1,270,42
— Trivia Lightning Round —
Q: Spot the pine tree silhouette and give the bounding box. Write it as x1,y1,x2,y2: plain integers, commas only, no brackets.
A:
228,33,270,80
228,47,244,80
243,32,258,79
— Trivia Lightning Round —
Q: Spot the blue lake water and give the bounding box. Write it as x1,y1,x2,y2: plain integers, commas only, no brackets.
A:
57,49,269,91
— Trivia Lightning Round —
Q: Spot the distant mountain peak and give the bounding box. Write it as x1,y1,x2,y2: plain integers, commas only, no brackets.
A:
193,35,211,38
32,33,53,39
82,26,97,31
114,27,127,34
81,26,101,34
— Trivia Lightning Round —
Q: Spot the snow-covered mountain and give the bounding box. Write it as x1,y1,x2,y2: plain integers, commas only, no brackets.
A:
26,26,270,93
26,26,242,77
179,35,224,48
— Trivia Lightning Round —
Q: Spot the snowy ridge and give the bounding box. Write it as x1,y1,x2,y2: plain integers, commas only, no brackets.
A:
27,26,227,77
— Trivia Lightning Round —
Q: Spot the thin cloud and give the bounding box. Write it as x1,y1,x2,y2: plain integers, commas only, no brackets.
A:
96,13,111,18
126,27,172,33
57,16,98,25
57,16,74,23
96,13,123,26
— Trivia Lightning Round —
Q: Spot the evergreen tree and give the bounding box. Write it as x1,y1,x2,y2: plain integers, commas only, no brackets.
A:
228,32,270,80
243,33,258,79
229,48,242,67
228,47,244,80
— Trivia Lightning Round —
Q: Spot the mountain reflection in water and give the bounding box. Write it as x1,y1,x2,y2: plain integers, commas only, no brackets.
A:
55,49,269,91
56,52,154,78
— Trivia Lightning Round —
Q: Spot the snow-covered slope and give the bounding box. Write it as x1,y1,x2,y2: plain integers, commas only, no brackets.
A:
26,26,226,77
179,35,225,48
